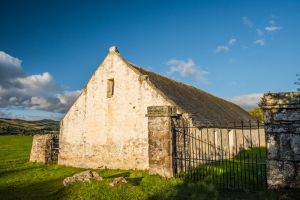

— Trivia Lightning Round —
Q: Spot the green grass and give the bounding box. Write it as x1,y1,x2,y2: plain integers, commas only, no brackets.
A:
180,147,268,190
0,136,300,200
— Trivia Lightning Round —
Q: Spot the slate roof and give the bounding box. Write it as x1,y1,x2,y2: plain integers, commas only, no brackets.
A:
128,62,255,127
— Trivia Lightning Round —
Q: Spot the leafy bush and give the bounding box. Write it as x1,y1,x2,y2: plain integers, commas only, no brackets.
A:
248,108,264,122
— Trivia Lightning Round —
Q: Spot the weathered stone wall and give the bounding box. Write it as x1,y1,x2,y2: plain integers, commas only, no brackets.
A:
30,134,59,164
147,106,177,177
261,92,300,188
59,48,173,169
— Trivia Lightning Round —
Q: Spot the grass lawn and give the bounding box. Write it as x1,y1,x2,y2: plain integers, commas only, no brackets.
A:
180,147,268,190
0,136,300,200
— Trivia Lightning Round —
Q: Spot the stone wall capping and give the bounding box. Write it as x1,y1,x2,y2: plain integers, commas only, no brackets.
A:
146,106,178,117
262,105,300,109
261,92,300,109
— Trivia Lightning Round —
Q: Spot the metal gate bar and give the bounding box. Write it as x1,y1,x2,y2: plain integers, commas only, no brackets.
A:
171,119,267,190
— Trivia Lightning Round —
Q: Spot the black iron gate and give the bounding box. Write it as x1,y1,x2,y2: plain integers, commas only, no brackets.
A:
171,118,267,190
50,136,59,163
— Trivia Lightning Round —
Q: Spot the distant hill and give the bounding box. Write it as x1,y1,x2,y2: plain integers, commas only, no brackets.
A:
0,118,59,135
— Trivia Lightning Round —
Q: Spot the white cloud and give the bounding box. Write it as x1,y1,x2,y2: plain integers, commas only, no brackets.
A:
214,45,229,53
14,72,58,95
254,39,265,46
0,51,80,115
228,38,237,45
17,72,53,86
264,17,282,33
214,38,235,53
265,26,282,32
242,16,253,28
9,97,17,102
57,90,81,105
0,108,63,121
166,58,208,83
269,20,276,25
0,51,22,68
257,29,264,36
229,93,263,109
22,100,30,106
30,96,51,110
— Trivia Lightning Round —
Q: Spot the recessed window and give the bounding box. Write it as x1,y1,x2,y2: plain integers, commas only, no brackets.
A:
107,79,114,98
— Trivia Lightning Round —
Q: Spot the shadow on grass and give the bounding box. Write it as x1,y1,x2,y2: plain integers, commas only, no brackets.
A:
105,171,131,178
127,177,144,186
176,147,268,190
0,177,67,200
104,171,144,186
146,180,218,200
0,165,41,177
146,147,300,200
147,178,300,200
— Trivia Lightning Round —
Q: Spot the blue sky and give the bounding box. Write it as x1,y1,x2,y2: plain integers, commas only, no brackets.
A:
0,0,299,120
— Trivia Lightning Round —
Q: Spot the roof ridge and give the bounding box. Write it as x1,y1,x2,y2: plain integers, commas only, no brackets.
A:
129,62,210,93
128,61,254,125
128,62,243,109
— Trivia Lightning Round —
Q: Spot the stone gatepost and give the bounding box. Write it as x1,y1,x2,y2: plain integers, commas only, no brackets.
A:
147,106,177,177
261,92,300,188
30,134,59,164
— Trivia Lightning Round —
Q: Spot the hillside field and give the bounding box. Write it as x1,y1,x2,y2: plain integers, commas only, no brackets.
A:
0,118,59,135
0,136,299,200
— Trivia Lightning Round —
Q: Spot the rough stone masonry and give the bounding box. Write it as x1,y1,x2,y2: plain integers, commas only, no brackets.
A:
147,106,177,177
261,92,300,188
30,134,59,164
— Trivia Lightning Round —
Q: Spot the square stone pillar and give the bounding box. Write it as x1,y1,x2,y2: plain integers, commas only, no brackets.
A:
147,106,177,177
30,134,59,164
261,92,300,188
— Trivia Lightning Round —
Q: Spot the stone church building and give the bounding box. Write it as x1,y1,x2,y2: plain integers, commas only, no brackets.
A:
58,46,253,170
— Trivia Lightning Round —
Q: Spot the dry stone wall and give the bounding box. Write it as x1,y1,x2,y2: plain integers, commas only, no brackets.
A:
262,92,300,188
29,134,59,164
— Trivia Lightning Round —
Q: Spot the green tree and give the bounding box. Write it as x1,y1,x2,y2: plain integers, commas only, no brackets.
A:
248,107,264,122
295,74,300,91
